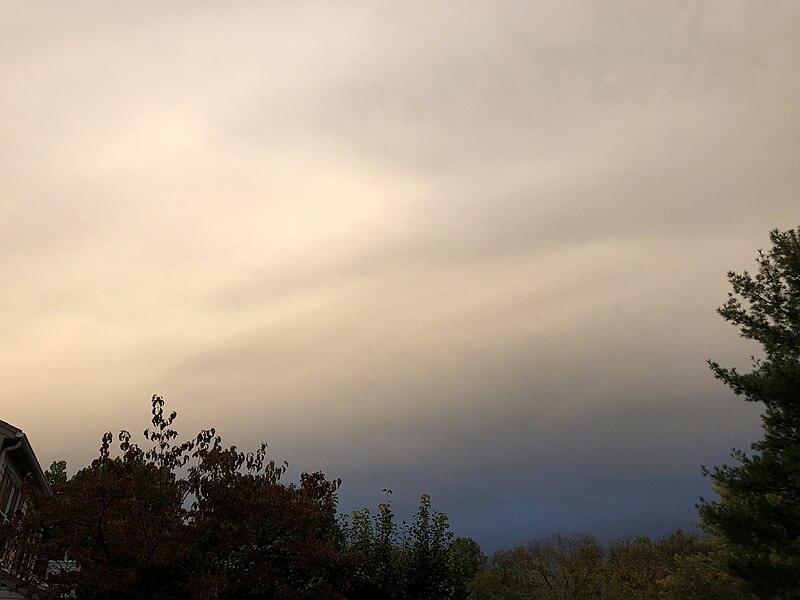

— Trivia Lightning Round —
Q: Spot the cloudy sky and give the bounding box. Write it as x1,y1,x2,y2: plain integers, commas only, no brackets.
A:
2,1,798,550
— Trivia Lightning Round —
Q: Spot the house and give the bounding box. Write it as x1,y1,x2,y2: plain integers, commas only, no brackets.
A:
0,420,51,600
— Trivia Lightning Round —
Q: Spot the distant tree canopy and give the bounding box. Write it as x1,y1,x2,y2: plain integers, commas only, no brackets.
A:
471,531,754,600
699,226,800,599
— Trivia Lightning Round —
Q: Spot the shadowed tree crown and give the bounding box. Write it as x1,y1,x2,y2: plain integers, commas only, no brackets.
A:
699,226,800,599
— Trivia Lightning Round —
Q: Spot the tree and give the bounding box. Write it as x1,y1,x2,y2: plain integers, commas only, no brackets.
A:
405,493,454,600
657,534,756,600
605,535,664,599
2,409,192,599
184,432,348,599
447,537,485,600
342,502,406,599
43,460,68,488
471,531,755,600
471,534,605,600
605,531,754,600
699,226,800,599
470,545,530,600
341,495,477,600
1,396,350,599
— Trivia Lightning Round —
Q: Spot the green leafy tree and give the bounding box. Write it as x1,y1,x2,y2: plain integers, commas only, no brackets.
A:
342,502,406,599
698,227,800,598
343,494,476,600
470,546,529,600
448,537,485,600
406,493,455,600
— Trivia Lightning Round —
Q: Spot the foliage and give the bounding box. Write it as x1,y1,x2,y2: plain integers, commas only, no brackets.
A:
406,493,454,599
43,460,68,488
184,432,348,599
699,227,800,599
448,537,486,600
606,530,753,600
657,535,756,600
343,502,405,599
1,396,348,600
341,495,481,600
605,535,664,599
2,396,482,599
472,534,605,600
471,531,755,600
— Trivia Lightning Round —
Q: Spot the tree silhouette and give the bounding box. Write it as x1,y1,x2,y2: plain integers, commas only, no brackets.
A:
1,396,349,599
700,226,800,599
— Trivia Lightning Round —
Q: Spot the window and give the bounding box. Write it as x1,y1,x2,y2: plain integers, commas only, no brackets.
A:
0,467,21,520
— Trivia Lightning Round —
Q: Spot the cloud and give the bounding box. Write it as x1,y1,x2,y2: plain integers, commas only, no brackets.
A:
1,0,797,551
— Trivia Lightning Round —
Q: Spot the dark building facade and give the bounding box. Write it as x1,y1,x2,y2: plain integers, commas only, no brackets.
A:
0,420,51,599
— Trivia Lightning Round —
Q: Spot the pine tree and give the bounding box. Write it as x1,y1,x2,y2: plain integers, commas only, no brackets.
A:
699,227,800,599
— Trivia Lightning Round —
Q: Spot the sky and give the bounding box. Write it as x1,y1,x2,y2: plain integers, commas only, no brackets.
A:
1,1,799,552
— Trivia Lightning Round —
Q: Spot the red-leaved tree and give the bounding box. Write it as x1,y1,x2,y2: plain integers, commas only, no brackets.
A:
0,396,349,600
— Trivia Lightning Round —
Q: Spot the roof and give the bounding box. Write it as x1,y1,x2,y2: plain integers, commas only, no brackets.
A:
0,419,22,440
0,419,52,495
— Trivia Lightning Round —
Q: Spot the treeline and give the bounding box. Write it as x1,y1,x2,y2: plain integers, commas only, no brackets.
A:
343,503,755,600
3,226,799,599
467,226,800,600
470,531,754,600
2,396,749,600
1,397,481,599
3,424,756,600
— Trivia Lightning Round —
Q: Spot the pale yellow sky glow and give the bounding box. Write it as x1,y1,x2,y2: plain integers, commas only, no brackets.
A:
2,1,798,547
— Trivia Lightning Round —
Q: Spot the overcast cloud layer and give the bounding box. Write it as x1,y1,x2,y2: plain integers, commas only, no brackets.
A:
2,1,798,550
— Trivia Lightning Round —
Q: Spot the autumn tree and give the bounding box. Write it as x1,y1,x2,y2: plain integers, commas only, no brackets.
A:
43,460,68,488
184,431,348,599
1,396,350,600
699,227,800,599
3,404,192,599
